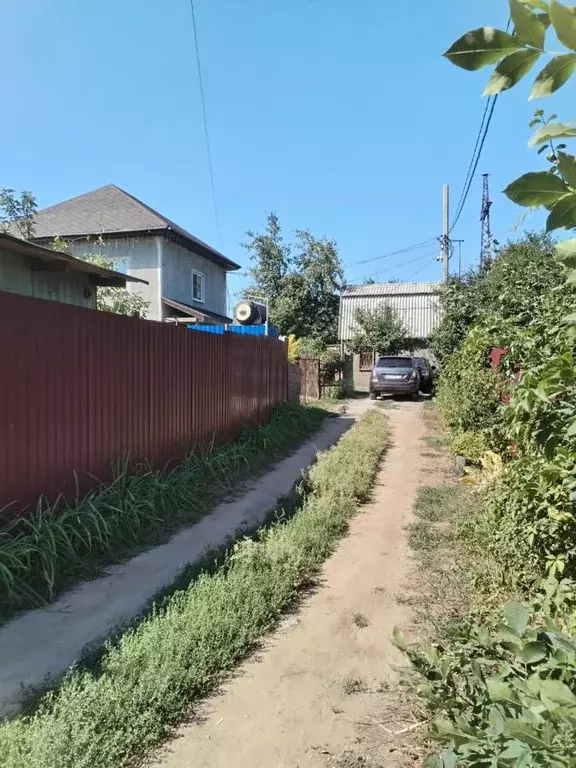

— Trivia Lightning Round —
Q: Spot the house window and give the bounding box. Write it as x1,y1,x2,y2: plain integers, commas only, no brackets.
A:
192,270,205,303
359,352,373,371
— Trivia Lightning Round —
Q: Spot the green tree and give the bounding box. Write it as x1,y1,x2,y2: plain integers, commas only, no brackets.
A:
349,305,410,355
242,214,343,342
243,211,290,307
292,228,343,342
0,188,37,240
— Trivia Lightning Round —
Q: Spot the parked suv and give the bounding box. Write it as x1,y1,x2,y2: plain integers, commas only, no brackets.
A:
369,356,419,400
412,356,435,394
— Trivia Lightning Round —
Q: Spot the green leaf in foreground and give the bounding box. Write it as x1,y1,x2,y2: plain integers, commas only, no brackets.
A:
392,626,406,650
540,678,576,705
503,720,549,749
557,237,576,268
510,0,548,48
529,121,576,146
504,602,530,636
530,54,576,99
487,678,517,703
504,172,569,207
521,641,548,664
557,151,576,188
547,193,576,231
550,0,576,52
523,0,550,10
484,49,541,95
444,27,524,71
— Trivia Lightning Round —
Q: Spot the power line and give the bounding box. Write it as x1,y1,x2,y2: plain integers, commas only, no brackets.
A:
190,0,221,245
449,97,494,232
347,249,439,282
449,18,511,233
343,237,438,268
450,97,498,233
406,255,439,281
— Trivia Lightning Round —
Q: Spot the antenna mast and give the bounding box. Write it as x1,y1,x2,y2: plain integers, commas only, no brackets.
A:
480,173,492,268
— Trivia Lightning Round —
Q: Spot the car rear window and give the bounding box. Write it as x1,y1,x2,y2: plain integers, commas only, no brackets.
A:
375,357,413,368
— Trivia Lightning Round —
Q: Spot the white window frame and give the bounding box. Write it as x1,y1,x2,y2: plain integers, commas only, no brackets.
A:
192,269,205,303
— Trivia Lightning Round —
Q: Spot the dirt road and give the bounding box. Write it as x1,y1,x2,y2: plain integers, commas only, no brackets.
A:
152,401,427,768
0,402,371,717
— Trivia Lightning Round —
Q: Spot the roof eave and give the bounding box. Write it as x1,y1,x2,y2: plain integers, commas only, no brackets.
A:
34,228,241,272
1,232,147,286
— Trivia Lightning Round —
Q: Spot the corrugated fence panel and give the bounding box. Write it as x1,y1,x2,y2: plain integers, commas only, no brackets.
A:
0,291,288,517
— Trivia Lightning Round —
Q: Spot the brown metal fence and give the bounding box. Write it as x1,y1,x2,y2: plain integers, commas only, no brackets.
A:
0,291,287,516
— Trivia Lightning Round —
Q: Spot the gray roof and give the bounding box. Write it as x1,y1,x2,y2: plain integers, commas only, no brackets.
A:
339,281,441,341
0,232,147,288
341,281,440,297
31,184,240,272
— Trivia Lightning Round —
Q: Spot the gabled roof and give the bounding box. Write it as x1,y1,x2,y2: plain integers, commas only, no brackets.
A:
0,232,147,288
341,282,441,298
31,184,240,272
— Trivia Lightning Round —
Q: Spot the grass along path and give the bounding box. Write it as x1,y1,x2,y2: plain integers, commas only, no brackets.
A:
396,406,576,767
0,409,389,768
0,403,327,619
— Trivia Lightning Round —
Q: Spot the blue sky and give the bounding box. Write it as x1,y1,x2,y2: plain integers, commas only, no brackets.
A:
2,0,571,300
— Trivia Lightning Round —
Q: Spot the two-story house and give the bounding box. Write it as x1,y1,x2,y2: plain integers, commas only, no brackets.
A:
31,184,240,323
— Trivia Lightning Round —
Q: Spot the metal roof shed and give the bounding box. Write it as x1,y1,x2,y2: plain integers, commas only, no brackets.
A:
338,282,441,342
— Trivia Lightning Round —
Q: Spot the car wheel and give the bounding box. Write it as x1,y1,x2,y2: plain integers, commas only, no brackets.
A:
369,392,377,400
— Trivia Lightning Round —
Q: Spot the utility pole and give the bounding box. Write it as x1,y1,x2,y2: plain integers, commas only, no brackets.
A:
480,173,492,268
442,184,450,282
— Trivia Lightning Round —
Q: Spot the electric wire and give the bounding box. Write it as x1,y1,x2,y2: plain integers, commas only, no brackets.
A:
347,249,439,283
190,0,221,245
449,17,511,233
343,237,438,268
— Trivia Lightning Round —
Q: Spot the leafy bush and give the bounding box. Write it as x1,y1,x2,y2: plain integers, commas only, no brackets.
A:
430,274,484,366
449,430,489,464
0,410,389,768
436,326,503,435
430,234,559,366
0,404,327,617
397,590,576,768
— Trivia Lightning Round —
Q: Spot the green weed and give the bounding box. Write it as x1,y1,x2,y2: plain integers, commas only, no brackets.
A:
0,410,390,768
0,404,327,618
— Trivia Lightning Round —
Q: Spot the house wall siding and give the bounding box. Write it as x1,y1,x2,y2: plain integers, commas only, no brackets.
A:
66,236,228,321
161,239,227,317
0,247,96,309
66,237,162,320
